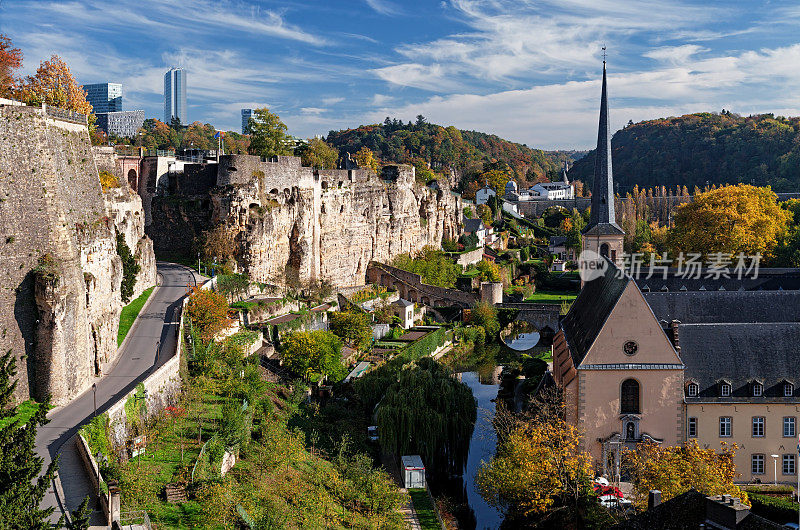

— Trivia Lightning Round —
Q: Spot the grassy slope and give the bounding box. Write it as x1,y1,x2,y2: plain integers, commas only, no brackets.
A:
117,286,155,346
524,290,578,304
408,488,440,530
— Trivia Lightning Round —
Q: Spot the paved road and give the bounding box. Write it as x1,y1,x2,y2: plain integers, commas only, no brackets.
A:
34,262,198,524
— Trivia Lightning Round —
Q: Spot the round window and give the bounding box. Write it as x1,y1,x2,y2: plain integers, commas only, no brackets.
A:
623,340,638,356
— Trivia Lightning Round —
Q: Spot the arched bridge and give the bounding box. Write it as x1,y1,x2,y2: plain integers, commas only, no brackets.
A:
498,302,561,335
366,262,477,308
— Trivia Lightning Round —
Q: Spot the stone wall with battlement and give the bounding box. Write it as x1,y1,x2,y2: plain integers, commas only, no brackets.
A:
146,155,462,287
0,101,156,404
367,262,477,308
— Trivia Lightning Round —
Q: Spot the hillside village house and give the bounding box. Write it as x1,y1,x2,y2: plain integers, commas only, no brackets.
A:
551,61,800,484
463,218,495,247
475,185,496,205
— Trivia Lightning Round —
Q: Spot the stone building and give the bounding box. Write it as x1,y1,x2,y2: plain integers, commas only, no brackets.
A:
551,64,800,484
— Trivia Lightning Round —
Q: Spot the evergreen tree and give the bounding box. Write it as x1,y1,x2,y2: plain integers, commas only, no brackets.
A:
0,350,63,528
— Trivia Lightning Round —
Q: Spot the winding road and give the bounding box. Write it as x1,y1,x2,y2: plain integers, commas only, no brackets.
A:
34,262,198,524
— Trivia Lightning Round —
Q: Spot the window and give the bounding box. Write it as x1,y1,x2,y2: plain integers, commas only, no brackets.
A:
784,417,796,437
719,417,732,437
720,383,731,397
600,243,610,257
785,383,794,397
752,454,765,475
752,417,765,437
753,382,763,397
621,379,640,414
687,383,698,397
688,417,697,437
783,454,796,475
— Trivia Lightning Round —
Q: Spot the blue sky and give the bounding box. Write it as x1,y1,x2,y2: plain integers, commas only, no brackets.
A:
3,0,800,149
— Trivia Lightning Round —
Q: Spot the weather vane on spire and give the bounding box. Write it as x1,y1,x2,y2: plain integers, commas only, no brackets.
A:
602,45,607,64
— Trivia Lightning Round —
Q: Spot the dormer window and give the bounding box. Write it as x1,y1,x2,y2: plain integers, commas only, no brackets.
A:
687,383,699,397
785,383,794,397
753,382,763,397
721,382,731,397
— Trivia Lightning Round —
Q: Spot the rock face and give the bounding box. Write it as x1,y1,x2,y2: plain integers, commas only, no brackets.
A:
146,155,461,287
0,101,157,404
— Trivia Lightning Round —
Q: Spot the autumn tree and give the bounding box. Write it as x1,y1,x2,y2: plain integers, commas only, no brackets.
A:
480,168,513,194
623,440,747,510
476,392,597,525
354,146,380,172
667,185,791,260
200,224,237,265
297,137,338,169
476,259,502,283
246,108,291,158
468,302,499,342
15,55,93,117
280,330,345,382
186,286,231,342
0,34,22,97
329,311,373,351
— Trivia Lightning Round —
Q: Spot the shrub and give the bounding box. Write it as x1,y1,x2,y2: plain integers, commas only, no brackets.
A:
99,170,119,192
329,311,373,351
749,492,798,522
116,233,140,303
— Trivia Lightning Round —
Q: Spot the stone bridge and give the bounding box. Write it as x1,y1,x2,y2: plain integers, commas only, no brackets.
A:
498,302,561,334
366,262,478,308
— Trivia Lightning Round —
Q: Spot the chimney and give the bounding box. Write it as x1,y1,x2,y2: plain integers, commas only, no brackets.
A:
648,490,662,509
671,320,681,354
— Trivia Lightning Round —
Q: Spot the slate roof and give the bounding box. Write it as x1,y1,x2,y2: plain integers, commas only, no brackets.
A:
549,236,567,247
560,260,630,365
679,322,800,401
614,489,782,529
635,268,800,292
392,298,414,308
644,291,800,324
463,218,485,233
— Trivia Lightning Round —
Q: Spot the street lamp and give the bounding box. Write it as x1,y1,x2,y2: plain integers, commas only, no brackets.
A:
92,383,97,420
197,252,201,274
772,454,780,485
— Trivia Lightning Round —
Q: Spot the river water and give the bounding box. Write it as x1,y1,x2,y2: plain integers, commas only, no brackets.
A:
434,370,504,529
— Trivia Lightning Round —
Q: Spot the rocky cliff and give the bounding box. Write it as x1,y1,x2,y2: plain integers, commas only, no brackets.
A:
0,100,157,405
147,155,461,287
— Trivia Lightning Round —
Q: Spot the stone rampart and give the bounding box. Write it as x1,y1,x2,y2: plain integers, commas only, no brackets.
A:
0,101,156,404
367,262,477,308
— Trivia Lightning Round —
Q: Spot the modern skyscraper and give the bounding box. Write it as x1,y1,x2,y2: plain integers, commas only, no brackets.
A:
164,68,187,125
83,83,123,114
241,108,253,134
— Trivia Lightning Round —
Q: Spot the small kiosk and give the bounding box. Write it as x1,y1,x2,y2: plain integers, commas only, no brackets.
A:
401,455,426,489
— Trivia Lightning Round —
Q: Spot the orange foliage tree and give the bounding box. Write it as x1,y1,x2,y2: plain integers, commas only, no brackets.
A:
186,286,231,342
624,440,747,510
0,34,22,97
15,55,93,117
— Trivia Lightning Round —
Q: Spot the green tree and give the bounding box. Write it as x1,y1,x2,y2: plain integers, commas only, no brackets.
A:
391,246,461,288
116,232,140,303
280,330,346,382
297,137,339,169
476,259,502,282
329,311,372,351
246,108,291,158
470,302,499,342
0,350,64,528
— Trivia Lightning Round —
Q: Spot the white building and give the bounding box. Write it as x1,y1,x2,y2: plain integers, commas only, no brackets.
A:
475,186,496,205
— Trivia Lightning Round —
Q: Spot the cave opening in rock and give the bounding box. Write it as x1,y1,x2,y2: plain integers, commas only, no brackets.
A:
286,221,302,285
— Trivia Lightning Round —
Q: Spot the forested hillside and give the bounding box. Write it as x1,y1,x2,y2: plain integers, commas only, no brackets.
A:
325,117,578,190
569,112,800,192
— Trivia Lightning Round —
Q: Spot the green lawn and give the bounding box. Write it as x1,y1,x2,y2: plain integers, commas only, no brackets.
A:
408,488,440,530
118,286,155,346
524,290,578,304
0,400,41,429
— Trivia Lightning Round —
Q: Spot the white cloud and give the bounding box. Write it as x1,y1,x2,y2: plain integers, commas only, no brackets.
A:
645,45,708,65
301,107,326,115
322,97,345,105
371,94,394,106
364,0,401,16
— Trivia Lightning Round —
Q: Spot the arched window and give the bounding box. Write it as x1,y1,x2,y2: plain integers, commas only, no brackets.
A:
621,379,640,414
687,383,699,397
600,243,610,257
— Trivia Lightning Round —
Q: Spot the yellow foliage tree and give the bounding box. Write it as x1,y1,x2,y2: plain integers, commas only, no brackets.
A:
476,407,594,519
15,55,93,116
668,184,791,260
624,440,747,510
480,168,513,194
354,146,380,172
98,170,119,192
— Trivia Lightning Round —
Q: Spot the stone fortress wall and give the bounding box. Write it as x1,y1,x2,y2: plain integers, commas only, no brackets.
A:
146,154,462,287
0,101,156,404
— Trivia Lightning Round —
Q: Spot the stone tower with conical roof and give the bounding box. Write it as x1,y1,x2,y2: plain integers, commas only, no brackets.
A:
581,61,625,264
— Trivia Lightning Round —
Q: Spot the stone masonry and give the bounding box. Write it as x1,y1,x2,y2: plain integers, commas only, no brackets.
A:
0,101,156,405
146,154,462,287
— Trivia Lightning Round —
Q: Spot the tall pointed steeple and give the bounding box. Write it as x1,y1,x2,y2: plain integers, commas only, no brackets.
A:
583,60,624,236
562,160,570,184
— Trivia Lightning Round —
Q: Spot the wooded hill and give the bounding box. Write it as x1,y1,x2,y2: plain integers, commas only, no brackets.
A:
325,117,578,186
569,112,800,192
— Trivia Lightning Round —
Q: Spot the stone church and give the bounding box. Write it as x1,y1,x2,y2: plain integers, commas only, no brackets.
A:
552,63,800,484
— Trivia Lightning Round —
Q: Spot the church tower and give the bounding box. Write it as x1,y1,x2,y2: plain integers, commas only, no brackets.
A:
582,60,624,264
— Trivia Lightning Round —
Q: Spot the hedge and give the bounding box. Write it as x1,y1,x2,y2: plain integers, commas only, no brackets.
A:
749,492,799,523
399,327,447,362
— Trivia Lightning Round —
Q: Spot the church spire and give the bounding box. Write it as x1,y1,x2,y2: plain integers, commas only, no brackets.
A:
583,59,623,236
562,160,569,184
